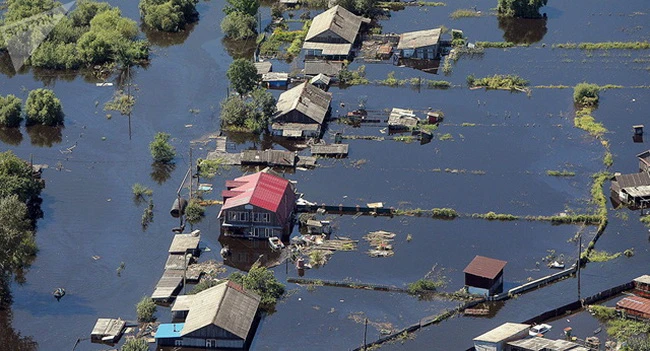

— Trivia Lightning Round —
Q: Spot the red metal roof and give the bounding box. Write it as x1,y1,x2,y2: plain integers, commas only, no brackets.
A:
616,295,650,316
220,172,295,223
463,255,507,279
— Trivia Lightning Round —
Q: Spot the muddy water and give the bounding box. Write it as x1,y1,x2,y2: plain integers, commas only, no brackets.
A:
1,0,650,350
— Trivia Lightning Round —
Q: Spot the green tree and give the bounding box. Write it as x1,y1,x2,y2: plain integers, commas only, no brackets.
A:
70,0,112,27
135,296,156,322
573,82,600,106
24,89,64,126
497,0,548,18
228,263,285,309
139,0,199,32
0,95,23,128
121,338,149,351
220,95,249,130
0,151,45,204
0,195,38,279
185,199,205,225
149,132,176,163
227,58,259,96
4,0,59,22
224,0,259,16
220,11,257,40
249,87,276,118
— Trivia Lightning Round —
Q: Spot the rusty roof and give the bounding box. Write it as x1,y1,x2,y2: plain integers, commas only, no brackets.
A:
616,295,650,315
613,172,650,189
464,255,507,279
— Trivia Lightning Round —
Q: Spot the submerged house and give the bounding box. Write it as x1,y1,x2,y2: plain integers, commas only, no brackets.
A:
218,171,296,239
610,171,650,209
634,275,650,298
464,255,507,296
303,5,365,60
473,322,530,351
638,150,650,173
156,281,261,349
397,28,442,60
271,81,332,138
616,295,650,321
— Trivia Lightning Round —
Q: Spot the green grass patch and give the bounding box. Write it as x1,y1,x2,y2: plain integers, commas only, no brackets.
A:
475,41,516,48
439,133,453,141
589,305,617,321
472,212,519,221
431,208,458,219
574,108,607,137
450,9,481,19
587,249,621,262
641,216,650,227
525,214,603,225
603,151,613,167
394,135,415,143
425,80,451,89
546,170,576,177
419,124,439,132
607,319,650,341
467,74,528,91
407,278,444,295
534,85,571,89
461,123,476,127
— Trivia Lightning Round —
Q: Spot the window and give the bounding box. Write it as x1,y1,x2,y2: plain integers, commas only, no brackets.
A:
206,339,217,347
253,212,271,223
252,227,274,238
227,211,249,222
175,340,183,346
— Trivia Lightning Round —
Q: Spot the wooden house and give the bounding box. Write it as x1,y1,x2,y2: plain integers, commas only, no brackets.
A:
388,108,419,131
253,61,272,75
271,81,332,138
90,318,126,344
616,295,650,321
634,275,650,298
310,73,331,90
638,150,650,173
610,171,650,209
262,72,289,89
304,60,343,77
310,144,349,158
397,28,442,60
156,281,261,349
218,171,296,239
302,5,365,60
464,255,507,296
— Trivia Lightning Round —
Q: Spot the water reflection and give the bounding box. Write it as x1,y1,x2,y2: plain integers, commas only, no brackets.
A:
150,162,176,184
143,23,196,47
0,127,23,146
498,17,548,44
400,58,441,75
218,235,287,272
26,125,63,147
0,308,37,351
633,135,644,143
222,38,257,60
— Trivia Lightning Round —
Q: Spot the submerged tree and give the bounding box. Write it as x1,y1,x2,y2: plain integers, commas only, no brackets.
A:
121,338,149,351
497,0,547,18
135,296,156,322
0,95,23,128
0,195,38,283
184,199,205,225
221,7,257,39
24,89,64,126
224,0,259,17
228,263,285,310
139,0,199,32
220,88,275,134
226,58,259,96
149,132,176,163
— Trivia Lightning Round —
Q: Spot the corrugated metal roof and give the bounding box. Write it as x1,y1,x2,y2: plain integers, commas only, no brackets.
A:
507,338,588,351
303,41,352,55
254,61,272,75
304,60,343,76
617,295,650,315
464,255,507,279
623,185,650,197
171,295,193,312
614,172,650,189
274,81,331,124
305,5,362,44
473,322,529,343
310,73,331,85
397,28,442,50
181,281,261,339
220,171,296,224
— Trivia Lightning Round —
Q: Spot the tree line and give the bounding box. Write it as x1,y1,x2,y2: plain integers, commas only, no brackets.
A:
0,89,64,127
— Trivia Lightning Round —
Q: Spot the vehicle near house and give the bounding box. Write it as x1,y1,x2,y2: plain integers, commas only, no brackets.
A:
528,323,552,336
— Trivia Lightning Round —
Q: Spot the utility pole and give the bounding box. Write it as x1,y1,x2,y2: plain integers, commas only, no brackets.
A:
127,65,132,140
189,147,193,200
363,318,368,350
577,233,582,300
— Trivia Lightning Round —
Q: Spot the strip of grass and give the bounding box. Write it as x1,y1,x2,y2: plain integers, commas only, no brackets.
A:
641,216,650,227
574,108,607,137
554,41,650,50
425,80,451,88
431,208,458,219
461,123,476,127
475,41,516,48
450,9,481,19
439,133,453,141
467,74,528,91
587,249,621,262
546,170,576,177
471,212,519,221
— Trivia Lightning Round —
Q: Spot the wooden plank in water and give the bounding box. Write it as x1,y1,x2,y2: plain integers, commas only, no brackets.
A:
152,270,184,301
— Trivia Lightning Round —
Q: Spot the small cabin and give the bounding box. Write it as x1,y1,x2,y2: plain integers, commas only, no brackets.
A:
464,255,507,296
634,124,644,136
616,295,650,321
638,150,650,173
388,108,419,131
473,322,529,351
91,318,126,344
633,275,650,298
262,72,289,89
397,28,442,60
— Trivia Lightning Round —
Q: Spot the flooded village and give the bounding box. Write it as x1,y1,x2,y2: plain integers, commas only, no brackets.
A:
1,0,650,350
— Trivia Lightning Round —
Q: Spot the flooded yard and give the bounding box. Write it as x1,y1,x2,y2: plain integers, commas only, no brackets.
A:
1,0,649,350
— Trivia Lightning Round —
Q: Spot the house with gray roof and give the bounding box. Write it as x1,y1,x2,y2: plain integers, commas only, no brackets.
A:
302,5,367,60
155,281,261,349
397,28,442,60
271,81,332,138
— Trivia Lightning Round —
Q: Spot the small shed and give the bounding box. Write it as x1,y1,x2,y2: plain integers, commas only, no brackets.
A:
377,44,393,60
634,275,650,298
616,295,650,320
388,108,419,131
169,233,201,256
427,111,443,124
638,150,650,173
633,124,644,136
473,322,529,351
304,60,343,77
610,172,650,208
464,255,507,296
397,28,442,60
91,318,126,344
262,72,289,88
310,73,331,90
310,144,349,158
305,219,331,234
254,61,272,75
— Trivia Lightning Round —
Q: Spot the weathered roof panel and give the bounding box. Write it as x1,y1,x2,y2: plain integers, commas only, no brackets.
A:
617,295,650,315
274,82,331,124
464,255,507,279
473,322,529,343
397,28,442,50
305,5,362,44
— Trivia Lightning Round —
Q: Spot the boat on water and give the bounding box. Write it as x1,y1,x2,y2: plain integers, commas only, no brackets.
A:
549,261,565,269
269,236,285,250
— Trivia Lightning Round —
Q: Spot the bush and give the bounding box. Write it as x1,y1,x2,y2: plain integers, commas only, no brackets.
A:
139,0,198,32
121,338,149,351
573,83,600,106
0,95,23,128
221,11,257,40
135,296,156,322
407,278,443,295
220,88,275,134
189,279,219,294
228,263,285,310
25,89,64,126
132,183,153,203
497,0,547,18
431,208,458,219
149,132,176,163
227,59,259,96
185,199,205,225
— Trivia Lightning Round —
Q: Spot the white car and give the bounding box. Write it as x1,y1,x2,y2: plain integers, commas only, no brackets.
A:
529,323,552,336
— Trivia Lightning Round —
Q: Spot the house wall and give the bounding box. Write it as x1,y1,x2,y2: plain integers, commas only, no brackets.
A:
465,271,503,296
634,281,650,298
640,159,650,173
276,110,321,125
309,30,349,44
400,44,439,59
221,203,294,238
158,337,244,349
